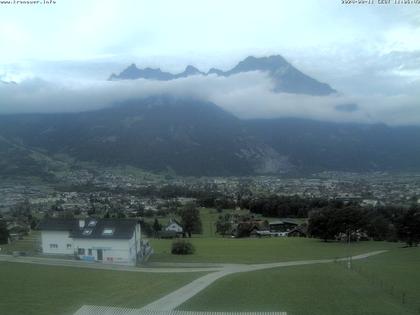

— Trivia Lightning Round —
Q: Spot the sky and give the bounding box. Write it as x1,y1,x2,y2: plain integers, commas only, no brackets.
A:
0,0,419,125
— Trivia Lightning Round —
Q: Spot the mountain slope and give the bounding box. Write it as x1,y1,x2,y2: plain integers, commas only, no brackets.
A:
247,118,420,173
0,96,291,177
1,97,420,178
109,55,335,96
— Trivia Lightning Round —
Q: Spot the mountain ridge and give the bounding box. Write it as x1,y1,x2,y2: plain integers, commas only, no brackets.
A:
109,55,336,96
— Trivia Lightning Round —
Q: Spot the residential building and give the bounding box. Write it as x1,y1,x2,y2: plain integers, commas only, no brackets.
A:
39,218,151,265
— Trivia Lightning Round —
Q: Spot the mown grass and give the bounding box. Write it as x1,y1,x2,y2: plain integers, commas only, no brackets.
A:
0,262,204,315
149,237,401,264
0,231,41,255
352,247,420,312
149,207,400,264
180,247,420,315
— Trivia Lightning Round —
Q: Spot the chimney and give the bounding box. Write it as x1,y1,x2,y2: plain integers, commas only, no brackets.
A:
79,219,85,229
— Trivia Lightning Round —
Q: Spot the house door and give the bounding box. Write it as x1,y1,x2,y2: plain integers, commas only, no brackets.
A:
97,249,103,261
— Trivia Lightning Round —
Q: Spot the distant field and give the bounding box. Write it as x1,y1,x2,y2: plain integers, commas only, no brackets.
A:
0,231,41,255
148,207,251,238
149,237,401,264
180,247,420,315
0,262,204,315
149,207,304,239
149,208,399,264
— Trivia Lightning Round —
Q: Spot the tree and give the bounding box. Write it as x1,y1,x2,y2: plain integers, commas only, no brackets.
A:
179,203,202,237
0,220,9,245
365,210,392,241
11,199,33,217
153,218,162,236
116,212,126,219
396,207,420,247
216,214,233,237
139,220,153,237
308,207,338,241
308,205,368,242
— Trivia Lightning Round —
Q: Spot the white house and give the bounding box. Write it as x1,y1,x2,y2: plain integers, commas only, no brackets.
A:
39,218,152,266
164,219,183,234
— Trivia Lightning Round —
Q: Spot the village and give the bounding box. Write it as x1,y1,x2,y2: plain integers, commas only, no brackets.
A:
1,170,420,246
1,170,420,214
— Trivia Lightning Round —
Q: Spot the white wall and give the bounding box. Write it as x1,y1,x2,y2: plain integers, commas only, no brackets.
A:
74,238,134,265
41,223,143,266
166,223,183,233
41,231,74,255
128,223,142,263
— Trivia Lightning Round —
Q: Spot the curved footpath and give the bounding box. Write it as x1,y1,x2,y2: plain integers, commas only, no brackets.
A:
141,250,387,311
0,250,388,314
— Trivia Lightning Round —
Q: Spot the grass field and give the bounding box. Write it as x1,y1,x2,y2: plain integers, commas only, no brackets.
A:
148,207,302,238
149,208,400,264
0,231,41,255
0,262,204,315
2,209,417,315
180,247,420,315
149,237,401,264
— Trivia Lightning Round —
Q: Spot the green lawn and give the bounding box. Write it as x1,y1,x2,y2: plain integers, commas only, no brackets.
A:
0,231,41,255
180,247,420,315
352,247,420,312
150,208,398,265
0,262,204,315
149,237,401,264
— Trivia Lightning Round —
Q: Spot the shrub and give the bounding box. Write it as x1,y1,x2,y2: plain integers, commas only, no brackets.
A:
171,240,195,255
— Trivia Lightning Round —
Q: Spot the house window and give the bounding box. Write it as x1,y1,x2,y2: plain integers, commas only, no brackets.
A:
82,228,93,236
78,248,85,255
102,228,115,236
88,220,97,227
50,244,58,249
88,249,92,256
67,244,72,249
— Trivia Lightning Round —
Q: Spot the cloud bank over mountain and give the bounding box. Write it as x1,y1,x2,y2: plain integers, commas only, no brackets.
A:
1,70,420,126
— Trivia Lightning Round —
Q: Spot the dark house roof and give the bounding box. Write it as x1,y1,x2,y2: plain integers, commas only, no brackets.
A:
288,225,308,237
38,218,79,231
39,218,139,240
269,220,299,226
71,219,139,239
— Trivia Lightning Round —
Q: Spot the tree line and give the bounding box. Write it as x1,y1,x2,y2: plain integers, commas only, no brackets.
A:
308,204,420,246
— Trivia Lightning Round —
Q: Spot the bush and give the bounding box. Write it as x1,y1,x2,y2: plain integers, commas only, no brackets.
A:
171,240,195,255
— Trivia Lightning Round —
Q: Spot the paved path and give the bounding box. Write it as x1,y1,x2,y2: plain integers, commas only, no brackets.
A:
0,254,222,273
0,250,387,314
141,250,387,311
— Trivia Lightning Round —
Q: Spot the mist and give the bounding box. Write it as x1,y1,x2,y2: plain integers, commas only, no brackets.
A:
1,71,420,126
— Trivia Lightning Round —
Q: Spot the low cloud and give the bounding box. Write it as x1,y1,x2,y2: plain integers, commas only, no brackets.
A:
0,71,420,126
